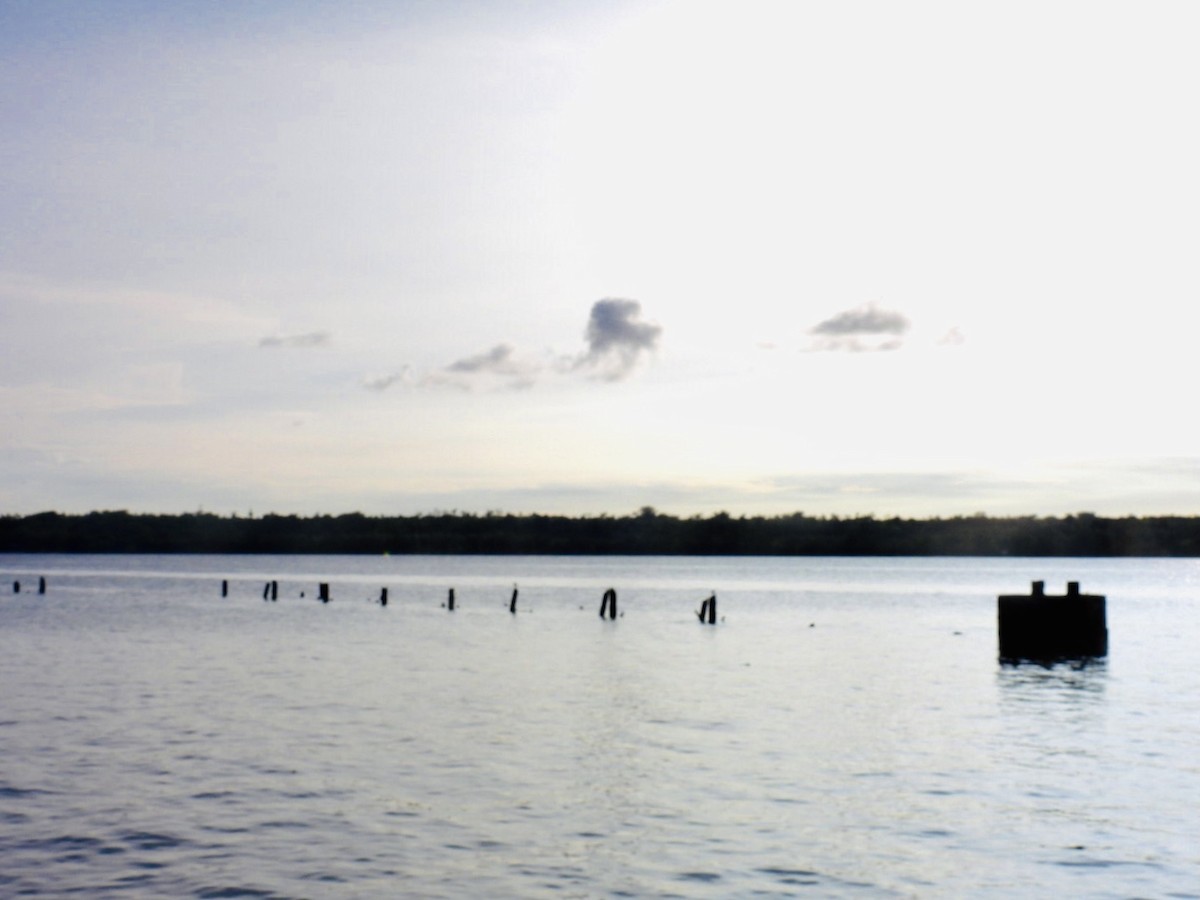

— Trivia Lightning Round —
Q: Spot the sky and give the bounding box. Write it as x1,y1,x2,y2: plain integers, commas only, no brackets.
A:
2,0,1199,519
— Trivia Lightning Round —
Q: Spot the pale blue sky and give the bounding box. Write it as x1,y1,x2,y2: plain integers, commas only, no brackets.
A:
3,0,1199,518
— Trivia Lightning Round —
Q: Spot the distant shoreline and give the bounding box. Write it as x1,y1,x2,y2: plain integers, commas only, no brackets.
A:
2,510,1198,557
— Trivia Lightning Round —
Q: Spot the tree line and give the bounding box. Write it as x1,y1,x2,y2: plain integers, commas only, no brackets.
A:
2,509,1199,556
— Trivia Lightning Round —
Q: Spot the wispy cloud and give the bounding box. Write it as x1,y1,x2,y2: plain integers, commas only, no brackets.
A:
362,367,413,392
259,331,331,349
366,299,661,392
938,327,966,347
809,303,909,352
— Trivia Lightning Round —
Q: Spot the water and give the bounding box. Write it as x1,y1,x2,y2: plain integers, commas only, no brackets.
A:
1,554,1198,898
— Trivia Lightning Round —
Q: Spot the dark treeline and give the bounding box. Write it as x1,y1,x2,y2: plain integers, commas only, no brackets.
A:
2,509,1200,556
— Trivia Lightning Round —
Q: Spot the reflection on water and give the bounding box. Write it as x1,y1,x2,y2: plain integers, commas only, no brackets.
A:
998,658,1108,697
996,659,1109,759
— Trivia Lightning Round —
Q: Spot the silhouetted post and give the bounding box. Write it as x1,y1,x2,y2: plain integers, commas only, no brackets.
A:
510,585,518,614
271,580,279,602
221,579,228,597
319,582,330,603
380,587,388,606
998,580,1107,662
600,587,617,620
448,588,455,611
13,581,19,594
263,581,270,600
706,593,717,625
38,577,46,595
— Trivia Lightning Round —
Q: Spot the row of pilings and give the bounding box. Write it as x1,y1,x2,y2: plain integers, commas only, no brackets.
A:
11,575,1109,662
225,580,723,624
234,577,1106,661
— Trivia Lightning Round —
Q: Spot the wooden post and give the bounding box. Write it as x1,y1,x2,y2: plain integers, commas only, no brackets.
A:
263,581,270,600
38,577,46,595
270,580,278,602
706,593,717,625
221,579,228,597
380,587,388,606
510,586,518,614
600,588,617,620
13,581,19,594
448,588,455,611
319,582,330,603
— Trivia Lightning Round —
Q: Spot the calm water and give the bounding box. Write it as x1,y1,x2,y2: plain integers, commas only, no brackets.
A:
1,554,1198,898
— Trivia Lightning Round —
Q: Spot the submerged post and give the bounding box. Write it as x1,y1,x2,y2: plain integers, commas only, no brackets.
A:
998,581,1107,662
319,582,330,604
38,577,46,595
448,588,455,611
509,585,518,614
271,580,278,602
599,588,617,620
380,587,388,607
221,579,228,598
697,593,717,624
13,581,19,594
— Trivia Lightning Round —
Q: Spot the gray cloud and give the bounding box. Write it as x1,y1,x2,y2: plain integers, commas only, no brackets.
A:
813,304,909,337
439,343,541,390
259,331,331,349
446,343,526,376
365,300,661,393
576,298,662,381
809,304,908,352
362,367,412,392
366,345,541,393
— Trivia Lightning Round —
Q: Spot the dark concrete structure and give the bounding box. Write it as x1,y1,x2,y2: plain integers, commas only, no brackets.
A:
998,580,1107,662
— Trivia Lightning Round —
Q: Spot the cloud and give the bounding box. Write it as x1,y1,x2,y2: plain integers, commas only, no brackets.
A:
362,367,413,392
446,343,532,377
365,299,662,393
938,327,966,347
259,331,331,349
812,304,909,337
431,343,541,390
365,346,540,393
575,298,662,381
809,304,909,352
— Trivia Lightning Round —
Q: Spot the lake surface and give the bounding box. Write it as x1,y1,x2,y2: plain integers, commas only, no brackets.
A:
1,554,1198,898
